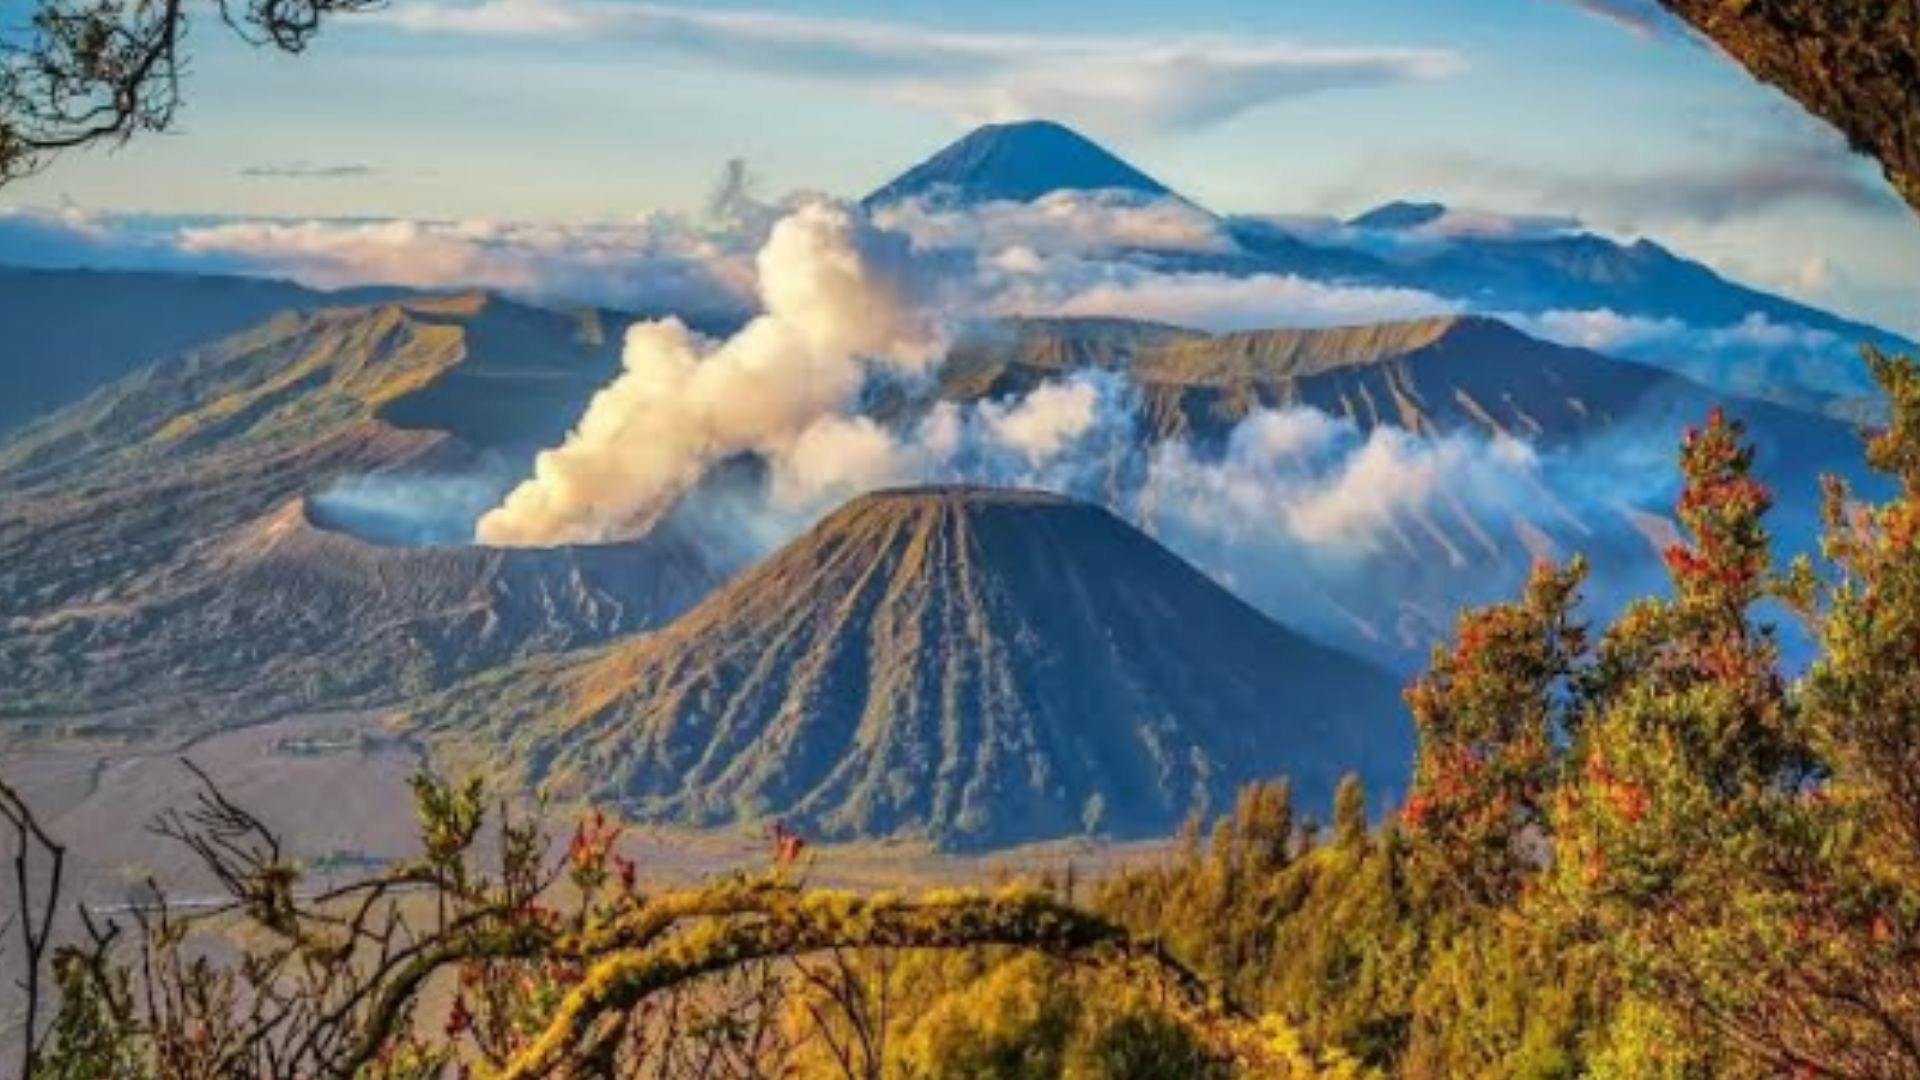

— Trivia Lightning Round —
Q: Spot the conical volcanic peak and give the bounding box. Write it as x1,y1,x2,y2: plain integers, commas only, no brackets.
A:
417,485,1410,850
863,120,1178,207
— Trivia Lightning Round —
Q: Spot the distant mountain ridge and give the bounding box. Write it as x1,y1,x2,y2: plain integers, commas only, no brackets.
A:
411,485,1410,849
0,291,623,491
0,265,404,437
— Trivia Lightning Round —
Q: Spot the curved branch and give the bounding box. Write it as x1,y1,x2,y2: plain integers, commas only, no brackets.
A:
490,888,1256,1080
0,0,382,184
334,876,808,1075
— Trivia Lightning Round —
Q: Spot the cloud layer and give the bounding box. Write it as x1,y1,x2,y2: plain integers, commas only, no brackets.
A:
1411,138,1905,230
376,0,1463,134
1508,307,1875,398
874,189,1235,257
0,187,1470,335
0,205,759,319
1551,0,1690,41
994,259,1459,331
239,162,381,180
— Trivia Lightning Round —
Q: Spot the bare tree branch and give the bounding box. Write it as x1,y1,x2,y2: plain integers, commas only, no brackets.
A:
0,777,65,1078
0,0,382,184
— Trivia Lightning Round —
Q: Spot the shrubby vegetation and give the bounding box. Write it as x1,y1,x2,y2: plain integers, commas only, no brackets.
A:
1099,349,1920,1079
1,768,1299,1078
10,351,1920,1078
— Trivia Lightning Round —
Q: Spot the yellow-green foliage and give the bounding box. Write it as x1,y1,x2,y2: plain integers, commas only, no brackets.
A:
848,952,1231,1080
891,955,1081,1079
1097,777,1429,1068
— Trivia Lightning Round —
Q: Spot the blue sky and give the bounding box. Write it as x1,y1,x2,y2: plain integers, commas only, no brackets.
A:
6,0,1919,333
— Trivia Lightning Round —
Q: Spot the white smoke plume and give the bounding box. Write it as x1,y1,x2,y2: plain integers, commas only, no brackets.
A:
476,201,949,546
311,469,518,546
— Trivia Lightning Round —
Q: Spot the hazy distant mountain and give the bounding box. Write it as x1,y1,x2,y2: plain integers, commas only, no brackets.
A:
1327,204,1910,405
1394,225,1877,339
0,293,723,735
0,265,402,437
411,486,1409,849
863,120,1176,207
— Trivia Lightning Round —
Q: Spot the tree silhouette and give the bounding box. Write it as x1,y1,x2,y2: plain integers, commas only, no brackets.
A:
0,0,379,184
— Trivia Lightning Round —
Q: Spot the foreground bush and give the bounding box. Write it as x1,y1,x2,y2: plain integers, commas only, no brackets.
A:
2,769,1332,1079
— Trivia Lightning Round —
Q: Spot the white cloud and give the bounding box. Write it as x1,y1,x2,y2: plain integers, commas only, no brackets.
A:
1510,307,1843,357
991,256,1460,331
1143,411,1541,559
1243,205,1583,258
977,378,1104,465
1408,137,1905,231
772,414,913,508
1506,307,1871,397
733,366,1557,653
239,161,380,180
0,204,759,317
1547,0,1690,41
867,194,1456,335
874,190,1234,257
178,217,757,313
0,204,125,259
1508,308,1689,353
760,371,1141,518
377,0,1464,134
1408,208,1584,242
1793,254,1844,294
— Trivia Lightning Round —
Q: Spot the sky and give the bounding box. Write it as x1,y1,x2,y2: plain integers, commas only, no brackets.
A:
4,0,1919,335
